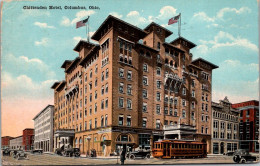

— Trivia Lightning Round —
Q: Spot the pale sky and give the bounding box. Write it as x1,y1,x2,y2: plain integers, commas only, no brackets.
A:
1,0,259,137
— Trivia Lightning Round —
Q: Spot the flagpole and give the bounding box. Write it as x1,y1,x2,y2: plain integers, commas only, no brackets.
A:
87,16,90,42
178,13,181,37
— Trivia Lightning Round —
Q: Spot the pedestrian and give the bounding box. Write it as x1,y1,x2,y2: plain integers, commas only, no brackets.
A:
120,148,126,165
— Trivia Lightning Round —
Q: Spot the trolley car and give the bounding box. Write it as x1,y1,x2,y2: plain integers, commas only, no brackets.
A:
152,140,207,159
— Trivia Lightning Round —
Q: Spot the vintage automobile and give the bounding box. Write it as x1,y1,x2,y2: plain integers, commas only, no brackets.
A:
55,147,63,155
127,150,151,160
225,151,235,156
10,150,28,160
63,148,80,157
31,149,43,154
233,149,258,163
2,148,11,156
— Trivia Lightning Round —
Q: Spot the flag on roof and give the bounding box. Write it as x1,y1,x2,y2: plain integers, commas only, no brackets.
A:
168,14,180,25
76,16,90,29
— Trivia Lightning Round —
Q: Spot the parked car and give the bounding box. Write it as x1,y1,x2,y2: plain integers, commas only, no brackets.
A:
2,148,11,156
127,150,151,160
225,151,235,156
63,148,80,157
55,147,63,156
31,149,43,154
11,149,28,160
233,149,258,163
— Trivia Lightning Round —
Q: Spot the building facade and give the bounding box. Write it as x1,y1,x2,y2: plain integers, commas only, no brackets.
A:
232,100,259,152
22,128,34,151
51,15,218,156
33,105,54,152
9,136,23,150
211,97,239,154
1,136,14,149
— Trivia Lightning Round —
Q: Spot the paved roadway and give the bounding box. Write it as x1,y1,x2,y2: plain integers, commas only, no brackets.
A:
1,153,258,165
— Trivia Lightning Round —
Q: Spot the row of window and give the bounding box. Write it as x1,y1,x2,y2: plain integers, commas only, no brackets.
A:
74,114,108,132
213,120,238,130
213,131,237,139
213,112,238,121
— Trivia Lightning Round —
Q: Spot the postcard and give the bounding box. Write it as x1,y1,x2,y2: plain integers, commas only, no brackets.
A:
1,0,259,165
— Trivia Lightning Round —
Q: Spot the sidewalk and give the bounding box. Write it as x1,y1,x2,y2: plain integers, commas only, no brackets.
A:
80,154,118,159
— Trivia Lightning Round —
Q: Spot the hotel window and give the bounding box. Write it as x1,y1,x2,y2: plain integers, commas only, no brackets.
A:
80,100,82,107
101,100,104,109
119,68,124,78
127,70,132,80
85,85,87,93
84,121,87,130
94,103,97,113
95,65,98,74
105,115,108,126
157,80,161,89
191,102,195,109
95,118,97,129
192,90,195,97
143,103,147,112
206,94,208,101
89,120,92,130
127,99,132,110
85,75,87,82
164,95,168,103
205,104,208,111
142,118,147,128
143,64,148,72
182,88,186,95
105,83,108,93
105,98,108,108
101,116,104,127
124,55,128,63
191,79,195,87
157,42,160,50
127,85,132,95
182,110,186,118
202,93,205,101
101,86,104,95
156,92,161,101
143,89,148,98
201,126,204,134
170,97,173,104
164,107,168,115
182,99,186,106
202,103,204,111
174,109,178,116
206,115,208,122
119,98,124,108
101,72,104,82
89,82,92,90
191,112,195,120
157,67,161,75
89,93,92,102
143,76,148,85
95,91,97,99
105,68,109,79
84,108,87,117
119,83,124,93
169,108,173,115
118,115,123,126
201,114,204,121
156,105,161,114
156,120,161,129
95,78,98,87
174,98,178,105
90,70,92,78
127,116,131,126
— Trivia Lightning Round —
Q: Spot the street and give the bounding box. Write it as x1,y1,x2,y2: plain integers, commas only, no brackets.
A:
2,153,256,165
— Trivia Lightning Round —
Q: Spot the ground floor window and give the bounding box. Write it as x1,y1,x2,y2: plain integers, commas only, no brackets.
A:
213,143,219,154
138,134,150,150
255,142,259,152
227,143,232,151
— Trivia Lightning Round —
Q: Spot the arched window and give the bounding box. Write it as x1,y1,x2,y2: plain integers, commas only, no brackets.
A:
79,137,82,144
75,138,78,145
170,60,173,66
165,58,169,64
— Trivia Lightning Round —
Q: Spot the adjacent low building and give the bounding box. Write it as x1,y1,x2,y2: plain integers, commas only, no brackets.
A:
232,100,259,152
1,136,14,149
33,105,54,152
211,97,239,154
9,136,23,150
22,128,34,151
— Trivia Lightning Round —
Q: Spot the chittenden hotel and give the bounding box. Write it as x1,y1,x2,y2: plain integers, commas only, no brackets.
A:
51,15,218,156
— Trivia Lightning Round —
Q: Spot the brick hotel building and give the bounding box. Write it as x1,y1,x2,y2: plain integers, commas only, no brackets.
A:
51,15,218,156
